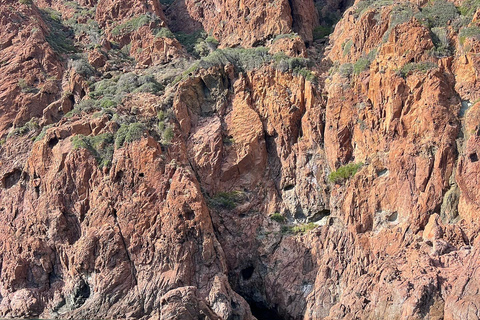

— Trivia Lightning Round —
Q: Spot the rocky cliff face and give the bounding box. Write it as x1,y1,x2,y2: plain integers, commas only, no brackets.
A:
1,0,480,319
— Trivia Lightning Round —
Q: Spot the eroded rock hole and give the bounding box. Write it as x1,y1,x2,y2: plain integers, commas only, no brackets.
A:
183,203,195,221
48,137,59,148
241,266,254,280
283,184,295,191
2,169,21,189
309,209,330,223
377,169,388,177
249,301,284,320
387,211,398,222
469,153,478,162
72,278,90,308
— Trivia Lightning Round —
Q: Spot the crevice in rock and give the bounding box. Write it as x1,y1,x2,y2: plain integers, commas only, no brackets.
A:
72,278,90,309
387,211,398,222
308,208,330,223
112,208,138,286
265,133,282,196
48,136,59,148
241,265,254,280
2,169,22,189
469,152,478,162
249,301,284,320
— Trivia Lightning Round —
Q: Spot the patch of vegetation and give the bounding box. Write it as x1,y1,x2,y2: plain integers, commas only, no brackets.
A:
313,25,332,41
65,99,100,118
398,61,437,78
281,222,316,235
72,133,115,168
354,0,394,18
338,63,353,78
415,0,459,29
273,33,299,42
328,162,363,183
174,29,207,56
209,191,245,210
271,213,286,223
18,78,38,94
7,118,39,139
155,27,175,39
174,47,316,84
40,8,76,54
162,125,174,144
342,40,353,57
459,26,480,45
34,124,54,142
194,35,219,57
111,14,158,37
458,0,480,17
114,122,145,148
353,57,370,75
73,72,163,114
71,58,95,77
18,0,33,5
382,2,416,42
65,16,102,49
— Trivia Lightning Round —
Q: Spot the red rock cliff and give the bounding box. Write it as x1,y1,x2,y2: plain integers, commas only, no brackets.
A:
1,0,480,319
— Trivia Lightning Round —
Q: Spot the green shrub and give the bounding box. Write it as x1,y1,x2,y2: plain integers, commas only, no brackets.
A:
157,110,165,121
416,0,459,28
271,213,286,223
87,72,162,109
459,26,480,45
353,57,370,75
273,33,298,42
282,222,316,235
7,118,40,139
342,40,353,57
162,125,174,144
18,78,38,94
155,27,175,38
354,0,394,18
382,3,415,42
19,0,33,5
430,27,452,56
40,8,76,54
329,162,363,183
209,191,245,210
175,47,316,83
339,63,353,78
72,58,95,77
72,133,115,168
313,25,332,41
174,29,207,55
398,61,436,78
99,98,117,109
205,36,219,46
458,0,480,17
111,14,156,36
34,124,54,142
115,122,145,148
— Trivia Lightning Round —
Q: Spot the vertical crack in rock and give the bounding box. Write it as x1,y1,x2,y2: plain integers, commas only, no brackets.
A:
112,208,138,286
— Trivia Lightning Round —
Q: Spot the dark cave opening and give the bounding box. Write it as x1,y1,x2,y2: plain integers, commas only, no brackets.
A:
249,300,285,320
241,266,254,280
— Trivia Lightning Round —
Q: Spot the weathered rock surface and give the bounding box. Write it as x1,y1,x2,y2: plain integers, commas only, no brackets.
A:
185,0,318,47
1,0,480,319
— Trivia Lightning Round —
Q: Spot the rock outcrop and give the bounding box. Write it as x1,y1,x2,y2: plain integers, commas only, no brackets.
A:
1,0,480,319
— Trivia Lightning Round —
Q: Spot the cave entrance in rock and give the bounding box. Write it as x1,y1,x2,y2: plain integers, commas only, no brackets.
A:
248,300,285,320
